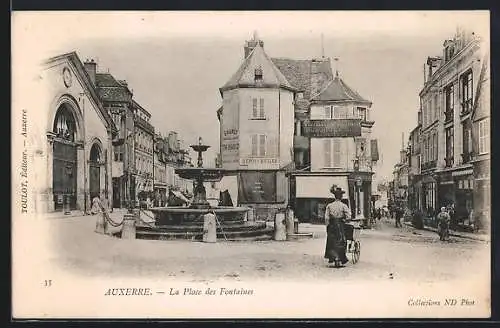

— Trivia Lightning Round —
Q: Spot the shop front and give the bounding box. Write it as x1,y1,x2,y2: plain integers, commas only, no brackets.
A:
452,168,474,225
473,159,490,230
289,173,350,223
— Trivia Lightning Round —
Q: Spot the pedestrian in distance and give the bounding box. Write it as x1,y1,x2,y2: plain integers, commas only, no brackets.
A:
437,207,451,241
395,206,403,228
324,186,351,268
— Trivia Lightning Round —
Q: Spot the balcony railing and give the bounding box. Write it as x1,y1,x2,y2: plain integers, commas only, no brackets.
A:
445,156,454,168
461,152,472,164
461,99,473,115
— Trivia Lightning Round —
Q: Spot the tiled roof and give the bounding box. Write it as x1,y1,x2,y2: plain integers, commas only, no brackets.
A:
271,58,311,97
311,74,371,104
221,44,295,92
96,73,132,103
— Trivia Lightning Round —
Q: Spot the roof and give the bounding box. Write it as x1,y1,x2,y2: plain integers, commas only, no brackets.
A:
95,73,133,103
220,44,296,93
44,52,118,135
132,99,152,117
310,73,371,105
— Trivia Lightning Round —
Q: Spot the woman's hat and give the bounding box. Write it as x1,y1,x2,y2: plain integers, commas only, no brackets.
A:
330,185,345,197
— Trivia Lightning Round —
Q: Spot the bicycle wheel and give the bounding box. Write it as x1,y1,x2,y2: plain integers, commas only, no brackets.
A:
352,241,361,264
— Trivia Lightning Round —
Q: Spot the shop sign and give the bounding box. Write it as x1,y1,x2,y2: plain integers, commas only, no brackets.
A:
239,157,279,169
302,119,362,138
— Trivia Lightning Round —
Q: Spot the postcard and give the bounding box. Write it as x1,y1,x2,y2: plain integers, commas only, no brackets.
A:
11,10,491,319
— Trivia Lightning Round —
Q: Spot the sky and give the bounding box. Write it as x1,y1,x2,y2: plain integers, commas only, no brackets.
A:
13,11,490,184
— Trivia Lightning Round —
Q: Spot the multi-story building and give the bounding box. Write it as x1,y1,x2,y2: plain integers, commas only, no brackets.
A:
471,47,490,230
33,52,118,213
418,28,485,221
391,135,410,210
94,65,136,209
217,33,296,221
132,100,155,202
217,33,379,223
153,134,168,206
408,123,422,211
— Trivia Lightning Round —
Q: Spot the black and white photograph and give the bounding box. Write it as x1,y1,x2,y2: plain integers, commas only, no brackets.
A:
11,11,491,318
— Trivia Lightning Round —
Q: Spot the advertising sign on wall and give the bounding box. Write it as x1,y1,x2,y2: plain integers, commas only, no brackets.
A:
239,157,279,170
238,171,277,203
302,119,362,138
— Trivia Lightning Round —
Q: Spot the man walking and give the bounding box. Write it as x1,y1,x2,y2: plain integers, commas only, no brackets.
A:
395,206,403,228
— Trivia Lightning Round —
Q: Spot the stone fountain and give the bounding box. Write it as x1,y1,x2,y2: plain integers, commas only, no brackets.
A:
135,137,273,241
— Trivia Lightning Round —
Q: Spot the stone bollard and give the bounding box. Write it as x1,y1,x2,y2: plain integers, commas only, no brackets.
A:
121,214,136,239
246,207,255,222
274,212,287,241
294,219,299,234
285,208,295,237
203,212,217,243
95,212,106,234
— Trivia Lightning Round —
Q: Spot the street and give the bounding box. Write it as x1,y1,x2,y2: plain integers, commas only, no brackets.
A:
43,214,489,284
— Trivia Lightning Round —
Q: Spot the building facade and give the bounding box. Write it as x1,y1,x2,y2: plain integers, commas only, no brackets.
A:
34,52,117,213
217,34,295,221
418,28,485,222
153,134,168,206
94,67,136,209
217,34,379,223
132,100,155,202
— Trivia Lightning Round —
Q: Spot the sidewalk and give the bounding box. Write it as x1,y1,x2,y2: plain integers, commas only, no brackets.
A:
403,221,489,242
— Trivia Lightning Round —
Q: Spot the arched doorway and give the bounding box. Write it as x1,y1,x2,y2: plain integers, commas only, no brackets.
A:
52,103,78,211
89,143,102,201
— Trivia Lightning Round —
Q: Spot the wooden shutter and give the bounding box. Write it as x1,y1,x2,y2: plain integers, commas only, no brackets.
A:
259,98,265,118
252,98,258,118
323,139,331,167
251,134,258,156
259,135,266,156
333,139,341,167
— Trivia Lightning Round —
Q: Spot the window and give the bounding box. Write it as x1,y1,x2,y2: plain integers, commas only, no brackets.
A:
334,106,348,119
324,106,333,119
433,132,438,161
357,107,367,121
429,134,434,162
445,127,454,166
254,67,263,81
433,94,439,121
462,121,472,158
252,98,265,119
444,83,454,121
478,119,489,154
114,145,124,162
323,138,343,168
460,70,473,113
251,134,266,156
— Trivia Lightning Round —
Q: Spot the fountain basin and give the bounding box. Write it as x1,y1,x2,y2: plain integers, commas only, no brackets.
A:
149,206,250,226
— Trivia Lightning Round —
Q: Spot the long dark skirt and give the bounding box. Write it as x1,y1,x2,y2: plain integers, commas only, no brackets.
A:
324,219,348,264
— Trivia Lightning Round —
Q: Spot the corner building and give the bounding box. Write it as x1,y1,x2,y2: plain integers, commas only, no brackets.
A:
217,35,295,220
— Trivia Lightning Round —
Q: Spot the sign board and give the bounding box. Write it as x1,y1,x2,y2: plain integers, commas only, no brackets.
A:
221,127,239,166
238,172,277,203
302,119,362,138
295,175,349,199
239,157,279,170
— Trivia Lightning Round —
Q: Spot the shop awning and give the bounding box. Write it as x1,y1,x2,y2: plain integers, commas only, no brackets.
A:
295,175,349,199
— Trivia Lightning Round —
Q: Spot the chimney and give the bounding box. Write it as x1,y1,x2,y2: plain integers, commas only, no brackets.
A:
244,31,264,59
84,59,97,85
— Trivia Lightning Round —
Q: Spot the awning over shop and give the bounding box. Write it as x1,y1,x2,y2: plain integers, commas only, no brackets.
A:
295,175,349,199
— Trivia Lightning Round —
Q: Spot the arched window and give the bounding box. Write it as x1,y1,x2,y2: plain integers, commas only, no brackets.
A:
53,104,76,142
90,143,102,163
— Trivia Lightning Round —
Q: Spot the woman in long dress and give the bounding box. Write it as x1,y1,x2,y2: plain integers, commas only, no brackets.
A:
324,186,351,267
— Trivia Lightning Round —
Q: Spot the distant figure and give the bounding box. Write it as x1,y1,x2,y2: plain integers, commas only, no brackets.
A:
218,190,234,207
324,186,350,268
90,196,102,215
395,206,403,228
437,207,451,241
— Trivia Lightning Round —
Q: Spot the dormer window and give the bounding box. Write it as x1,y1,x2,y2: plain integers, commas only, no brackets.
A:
297,92,304,100
254,67,263,81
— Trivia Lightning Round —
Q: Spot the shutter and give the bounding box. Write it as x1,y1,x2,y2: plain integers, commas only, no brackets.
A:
323,139,331,167
259,98,265,118
251,135,258,156
259,135,266,156
333,139,341,167
324,106,331,119
252,98,258,118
